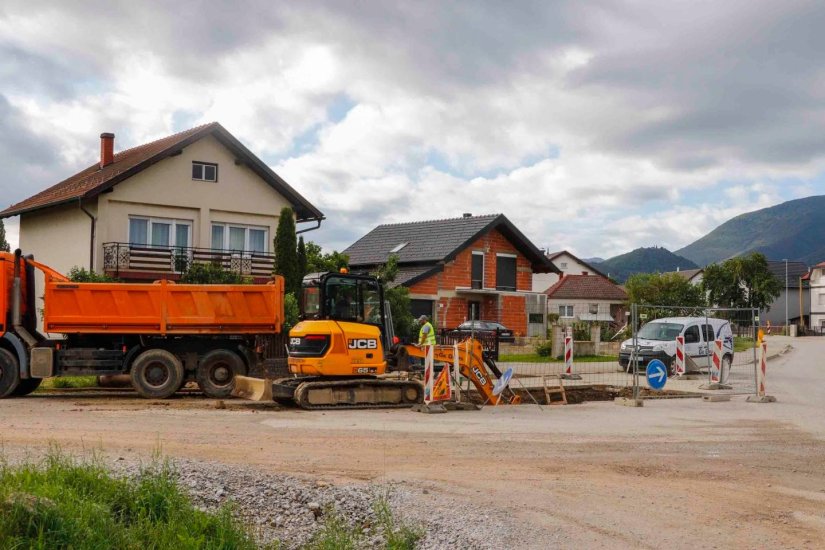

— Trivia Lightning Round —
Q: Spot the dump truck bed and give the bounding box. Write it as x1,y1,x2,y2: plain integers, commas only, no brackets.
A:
43,278,284,335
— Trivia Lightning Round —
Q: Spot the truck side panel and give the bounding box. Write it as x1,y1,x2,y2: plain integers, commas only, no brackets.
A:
43,277,284,335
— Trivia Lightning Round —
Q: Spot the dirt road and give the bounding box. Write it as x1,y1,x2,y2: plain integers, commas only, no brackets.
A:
2,337,824,548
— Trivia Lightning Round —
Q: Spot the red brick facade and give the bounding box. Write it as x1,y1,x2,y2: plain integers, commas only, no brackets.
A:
408,229,534,335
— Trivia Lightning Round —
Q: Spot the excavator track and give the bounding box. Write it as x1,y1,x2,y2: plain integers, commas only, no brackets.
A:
274,377,424,410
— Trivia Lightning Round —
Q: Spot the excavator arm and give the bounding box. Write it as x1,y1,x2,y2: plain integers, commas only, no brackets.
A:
397,338,521,405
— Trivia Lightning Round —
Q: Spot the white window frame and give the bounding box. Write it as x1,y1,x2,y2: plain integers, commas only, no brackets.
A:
211,222,269,254
559,305,574,318
559,261,568,269
192,161,218,182
128,216,192,248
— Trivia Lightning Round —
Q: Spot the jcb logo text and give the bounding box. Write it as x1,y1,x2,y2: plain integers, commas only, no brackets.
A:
348,339,378,350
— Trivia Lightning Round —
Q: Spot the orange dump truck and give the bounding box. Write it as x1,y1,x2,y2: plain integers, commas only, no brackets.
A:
0,250,283,399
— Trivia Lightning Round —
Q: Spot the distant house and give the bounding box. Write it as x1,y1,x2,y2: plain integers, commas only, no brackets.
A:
761,260,810,327
661,268,704,286
545,274,628,325
532,250,605,292
804,262,825,330
344,214,559,337
0,123,323,282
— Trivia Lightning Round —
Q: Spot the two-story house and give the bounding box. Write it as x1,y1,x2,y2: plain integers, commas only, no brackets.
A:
0,122,323,282
760,260,810,327
344,214,559,337
532,250,605,292
808,262,825,331
545,273,628,326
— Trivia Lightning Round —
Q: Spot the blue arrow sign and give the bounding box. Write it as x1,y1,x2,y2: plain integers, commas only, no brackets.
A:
646,359,668,391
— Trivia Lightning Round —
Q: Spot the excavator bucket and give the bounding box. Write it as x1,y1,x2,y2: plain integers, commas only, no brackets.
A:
231,376,274,401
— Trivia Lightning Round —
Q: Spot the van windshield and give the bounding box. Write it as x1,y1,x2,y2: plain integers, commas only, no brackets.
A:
637,322,684,341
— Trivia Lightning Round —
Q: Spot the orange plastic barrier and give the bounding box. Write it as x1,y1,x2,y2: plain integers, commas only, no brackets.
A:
43,277,284,335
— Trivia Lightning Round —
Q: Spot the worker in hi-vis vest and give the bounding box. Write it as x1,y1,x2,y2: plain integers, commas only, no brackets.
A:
417,315,436,347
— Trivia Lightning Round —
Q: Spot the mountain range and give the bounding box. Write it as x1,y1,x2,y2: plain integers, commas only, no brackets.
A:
589,195,825,281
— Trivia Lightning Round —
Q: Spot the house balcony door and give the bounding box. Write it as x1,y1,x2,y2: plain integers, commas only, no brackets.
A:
469,301,481,321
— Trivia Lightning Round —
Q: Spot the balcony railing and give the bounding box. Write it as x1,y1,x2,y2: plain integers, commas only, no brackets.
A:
102,242,276,279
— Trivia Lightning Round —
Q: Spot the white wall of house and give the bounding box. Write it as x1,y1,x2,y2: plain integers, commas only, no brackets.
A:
810,267,825,330
20,201,96,276
95,134,292,272
532,252,598,292
548,298,621,323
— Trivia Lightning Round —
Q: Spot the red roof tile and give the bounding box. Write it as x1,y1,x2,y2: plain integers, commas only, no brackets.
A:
0,122,323,221
544,274,628,301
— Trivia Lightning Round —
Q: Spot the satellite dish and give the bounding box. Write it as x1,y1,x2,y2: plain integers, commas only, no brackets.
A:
492,367,514,396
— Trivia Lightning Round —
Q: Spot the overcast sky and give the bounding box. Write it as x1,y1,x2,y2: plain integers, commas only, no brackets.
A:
2,1,824,258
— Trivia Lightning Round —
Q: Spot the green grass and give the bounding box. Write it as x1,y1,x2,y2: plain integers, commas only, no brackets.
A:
39,376,99,390
734,336,756,352
305,497,423,550
499,354,619,363
0,449,263,550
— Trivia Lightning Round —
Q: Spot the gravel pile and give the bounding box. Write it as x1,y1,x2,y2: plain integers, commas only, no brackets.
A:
110,457,529,549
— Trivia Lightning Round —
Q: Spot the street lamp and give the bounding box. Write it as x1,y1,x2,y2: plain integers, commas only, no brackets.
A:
783,258,788,334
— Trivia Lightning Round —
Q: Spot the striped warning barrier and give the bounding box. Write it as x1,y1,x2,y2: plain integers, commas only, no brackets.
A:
674,335,685,376
758,341,767,397
423,345,434,404
709,339,723,383
564,336,573,375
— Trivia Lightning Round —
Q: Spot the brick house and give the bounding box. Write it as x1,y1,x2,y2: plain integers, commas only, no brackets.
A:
344,214,559,337
545,273,628,326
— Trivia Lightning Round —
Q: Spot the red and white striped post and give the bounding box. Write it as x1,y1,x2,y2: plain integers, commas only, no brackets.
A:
423,345,434,404
674,335,686,376
709,339,723,383
757,341,767,397
564,335,573,375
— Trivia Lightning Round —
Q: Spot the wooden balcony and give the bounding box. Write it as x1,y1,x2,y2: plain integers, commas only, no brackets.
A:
102,242,276,282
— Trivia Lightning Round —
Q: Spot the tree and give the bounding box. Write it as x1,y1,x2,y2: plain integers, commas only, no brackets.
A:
297,236,308,279
625,272,707,308
179,263,248,284
67,266,118,283
0,219,9,252
273,206,300,296
304,241,349,274
702,252,781,310
374,255,416,340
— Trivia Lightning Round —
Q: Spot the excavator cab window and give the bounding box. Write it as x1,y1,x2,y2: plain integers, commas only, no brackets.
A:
322,275,385,328
301,285,321,319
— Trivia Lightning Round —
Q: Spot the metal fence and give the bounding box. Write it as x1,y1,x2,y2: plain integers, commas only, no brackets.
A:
486,304,761,401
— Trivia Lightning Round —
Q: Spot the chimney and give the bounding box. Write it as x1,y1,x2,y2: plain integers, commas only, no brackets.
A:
100,133,115,168
462,213,472,218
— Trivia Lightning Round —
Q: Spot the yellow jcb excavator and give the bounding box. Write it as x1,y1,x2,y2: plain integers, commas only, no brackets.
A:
232,270,520,409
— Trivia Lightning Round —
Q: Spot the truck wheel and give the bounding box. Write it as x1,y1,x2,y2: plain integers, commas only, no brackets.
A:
0,348,21,398
130,349,184,399
196,350,246,398
11,377,42,396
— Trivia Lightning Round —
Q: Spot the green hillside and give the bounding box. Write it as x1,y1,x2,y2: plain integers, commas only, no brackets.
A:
593,247,698,283
675,195,825,266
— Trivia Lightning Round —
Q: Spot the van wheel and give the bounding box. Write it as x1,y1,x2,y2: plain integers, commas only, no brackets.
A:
130,349,184,399
196,350,246,398
0,348,21,398
11,378,42,396
720,355,732,384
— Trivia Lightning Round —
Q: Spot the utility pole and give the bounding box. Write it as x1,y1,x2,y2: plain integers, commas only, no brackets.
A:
783,258,788,334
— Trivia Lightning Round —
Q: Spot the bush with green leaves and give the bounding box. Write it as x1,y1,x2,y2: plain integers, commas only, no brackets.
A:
67,266,118,283
535,341,553,357
178,263,250,284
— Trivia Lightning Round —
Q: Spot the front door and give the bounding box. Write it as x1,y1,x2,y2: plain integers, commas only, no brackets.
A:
468,301,481,321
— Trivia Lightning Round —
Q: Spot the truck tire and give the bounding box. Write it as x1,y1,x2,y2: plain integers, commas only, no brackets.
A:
130,349,184,399
11,377,42,396
196,350,246,398
0,348,20,398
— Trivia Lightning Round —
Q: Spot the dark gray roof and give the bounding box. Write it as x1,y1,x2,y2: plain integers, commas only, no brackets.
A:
344,214,558,274
661,268,703,281
767,260,809,288
389,265,441,288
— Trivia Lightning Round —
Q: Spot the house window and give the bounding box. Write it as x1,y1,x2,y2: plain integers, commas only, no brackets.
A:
211,223,268,253
390,242,408,253
588,303,599,315
471,252,484,289
559,305,574,318
819,294,825,306
129,217,191,248
559,262,568,269
528,313,544,324
192,161,218,182
495,253,517,291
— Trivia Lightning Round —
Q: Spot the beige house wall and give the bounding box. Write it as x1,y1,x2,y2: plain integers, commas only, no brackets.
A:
95,134,291,271
19,201,96,276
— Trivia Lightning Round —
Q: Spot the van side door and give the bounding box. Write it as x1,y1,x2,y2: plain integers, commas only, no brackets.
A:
700,324,715,356
683,324,702,357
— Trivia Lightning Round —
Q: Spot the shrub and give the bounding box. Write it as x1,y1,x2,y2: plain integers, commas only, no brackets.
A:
67,267,118,283
535,341,553,357
179,263,250,284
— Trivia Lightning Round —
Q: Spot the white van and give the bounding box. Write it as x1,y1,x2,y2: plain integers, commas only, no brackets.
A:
619,317,734,379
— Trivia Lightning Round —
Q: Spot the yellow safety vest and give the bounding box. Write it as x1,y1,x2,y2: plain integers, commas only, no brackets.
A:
419,321,436,346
